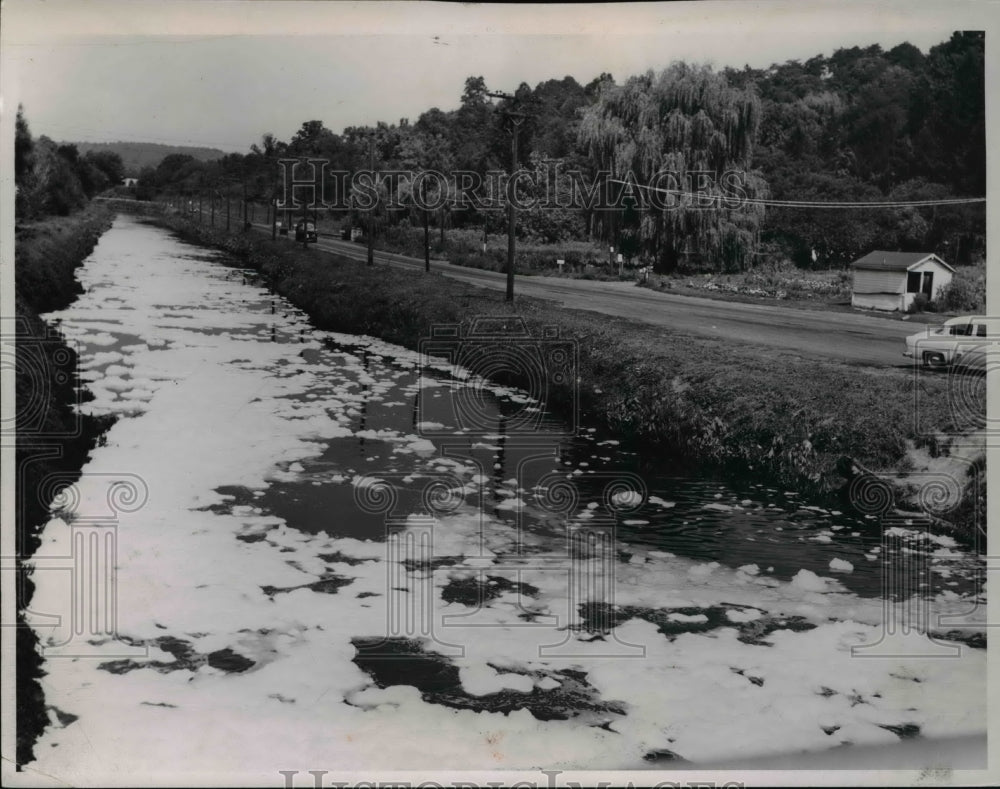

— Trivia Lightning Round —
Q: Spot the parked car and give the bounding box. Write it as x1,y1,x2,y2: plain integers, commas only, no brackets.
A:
903,315,996,371
277,221,289,236
295,220,318,243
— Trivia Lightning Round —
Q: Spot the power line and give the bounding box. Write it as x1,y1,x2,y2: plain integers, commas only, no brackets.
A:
607,178,986,209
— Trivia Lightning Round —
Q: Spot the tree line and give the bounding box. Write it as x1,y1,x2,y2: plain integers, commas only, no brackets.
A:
137,31,985,273
15,107,126,219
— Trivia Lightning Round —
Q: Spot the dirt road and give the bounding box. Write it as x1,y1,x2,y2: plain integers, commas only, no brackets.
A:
265,225,919,367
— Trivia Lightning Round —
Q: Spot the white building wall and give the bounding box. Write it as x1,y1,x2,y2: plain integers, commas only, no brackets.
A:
853,269,905,294
852,292,904,311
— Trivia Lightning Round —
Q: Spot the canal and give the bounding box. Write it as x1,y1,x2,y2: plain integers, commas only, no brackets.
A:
26,215,986,774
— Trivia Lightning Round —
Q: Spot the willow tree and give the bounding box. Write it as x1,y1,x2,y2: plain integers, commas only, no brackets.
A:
579,63,768,272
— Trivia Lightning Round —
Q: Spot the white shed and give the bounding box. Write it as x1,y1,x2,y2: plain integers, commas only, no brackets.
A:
851,251,954,312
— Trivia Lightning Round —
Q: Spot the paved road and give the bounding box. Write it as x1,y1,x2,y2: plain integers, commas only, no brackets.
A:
260,223,919,366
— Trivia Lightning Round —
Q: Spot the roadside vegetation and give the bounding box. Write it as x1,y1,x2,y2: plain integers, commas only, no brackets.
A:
936,260,987,313
374,225,614,276
644,259,852,304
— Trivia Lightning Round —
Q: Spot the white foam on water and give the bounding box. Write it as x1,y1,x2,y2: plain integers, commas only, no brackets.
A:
25,216,987,779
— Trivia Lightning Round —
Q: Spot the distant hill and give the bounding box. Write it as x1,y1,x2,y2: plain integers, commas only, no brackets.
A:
61,141,226,177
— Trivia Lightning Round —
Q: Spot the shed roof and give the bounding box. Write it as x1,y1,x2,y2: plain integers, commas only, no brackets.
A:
851,251,955,272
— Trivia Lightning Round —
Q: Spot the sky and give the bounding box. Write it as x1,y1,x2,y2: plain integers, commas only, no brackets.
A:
2,0,997,153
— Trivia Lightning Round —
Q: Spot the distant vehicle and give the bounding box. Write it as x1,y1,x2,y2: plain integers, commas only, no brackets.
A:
277,221,289,236
903,315,996,371
351,227,363,243
295,220,318,243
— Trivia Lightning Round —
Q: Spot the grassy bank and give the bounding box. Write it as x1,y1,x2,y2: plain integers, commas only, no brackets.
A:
14,203,116,767
142,210,983,543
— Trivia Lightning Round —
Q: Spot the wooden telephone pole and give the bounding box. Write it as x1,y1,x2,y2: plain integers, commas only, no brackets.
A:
422,177,430,273
367,136,375,266
487,91,527,303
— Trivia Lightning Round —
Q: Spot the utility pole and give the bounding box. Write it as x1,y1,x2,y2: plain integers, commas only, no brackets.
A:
487,91,527,302
367,136,376,266
271,197,277,241
505,127,518,301
226,194,231,231
422,176,430,272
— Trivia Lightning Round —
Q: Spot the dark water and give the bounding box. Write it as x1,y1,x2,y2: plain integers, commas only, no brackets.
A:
202,297,980,601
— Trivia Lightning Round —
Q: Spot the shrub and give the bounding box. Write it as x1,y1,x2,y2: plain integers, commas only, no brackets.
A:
906,292,931,314
938,265,986,313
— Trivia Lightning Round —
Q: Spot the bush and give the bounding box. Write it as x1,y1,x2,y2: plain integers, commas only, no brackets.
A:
938,264,986,313
906,292,932,313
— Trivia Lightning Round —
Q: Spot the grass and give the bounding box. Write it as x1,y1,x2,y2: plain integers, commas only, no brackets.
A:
14,201,117,767
148,211,981,540
15,206,117,313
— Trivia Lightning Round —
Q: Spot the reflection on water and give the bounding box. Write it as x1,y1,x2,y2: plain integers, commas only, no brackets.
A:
197,327,979,601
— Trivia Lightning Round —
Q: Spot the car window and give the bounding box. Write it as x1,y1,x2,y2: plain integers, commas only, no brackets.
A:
976,324,987,337
949,324,971,336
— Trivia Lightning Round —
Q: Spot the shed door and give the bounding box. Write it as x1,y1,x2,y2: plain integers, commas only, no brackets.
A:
921,272,934,297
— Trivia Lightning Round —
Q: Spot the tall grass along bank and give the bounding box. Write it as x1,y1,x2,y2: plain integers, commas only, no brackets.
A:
13,203,116,767
143,209,984,544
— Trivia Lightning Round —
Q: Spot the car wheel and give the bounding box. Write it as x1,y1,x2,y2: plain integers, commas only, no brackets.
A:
922,350,948,369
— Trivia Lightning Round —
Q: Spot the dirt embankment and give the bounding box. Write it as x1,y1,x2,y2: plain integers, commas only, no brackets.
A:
141,209,984,543
14,204,116,767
